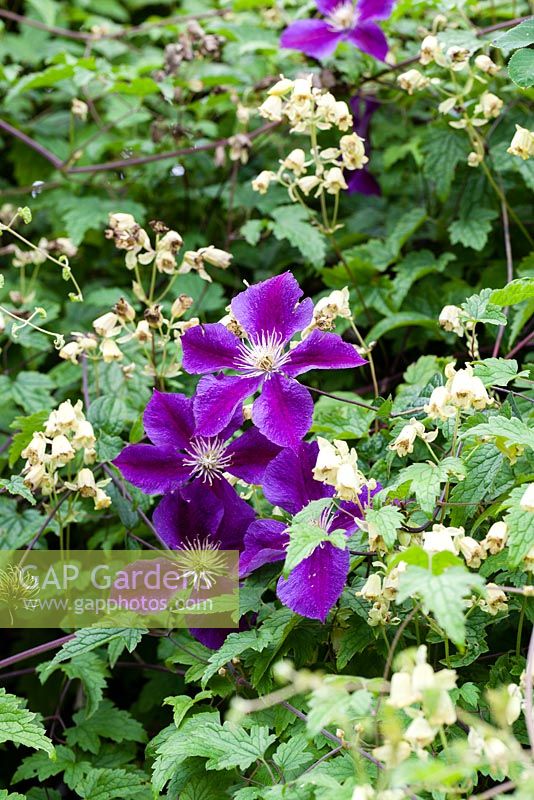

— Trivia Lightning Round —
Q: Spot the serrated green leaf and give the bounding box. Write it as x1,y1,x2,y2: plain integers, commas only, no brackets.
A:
460,415,534,451
449,207,498,251
8,411,49,468
0,475,36,505
491,277,534,306
493,18,534,50
0,688,54,756
270,205,327,268
39,652,109,719
65,699,146,754
46,627,146,670
505,485,534,567
365,505,403,549
397,565,484,646
473,358,527,387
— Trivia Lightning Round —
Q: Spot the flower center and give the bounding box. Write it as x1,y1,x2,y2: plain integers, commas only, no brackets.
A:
235,332,291,377
327,1,357,31
183,436,233,485
313,505,338,533
174,537,227,590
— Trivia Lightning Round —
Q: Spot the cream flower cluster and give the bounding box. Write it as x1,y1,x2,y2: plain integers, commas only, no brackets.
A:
424,362,493,420
388,418,437,457
313,437,377,501
375,645,458,764
21,400,111,509
358,562,406,627
253,76,367,202
302,287,352,338
106,213,232,281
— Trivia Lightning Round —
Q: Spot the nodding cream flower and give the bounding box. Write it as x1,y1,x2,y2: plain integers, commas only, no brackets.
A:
484,583,508,616
520,483,534,512
404,716,437,748
297,175,322,196
155,230,183,274
446,46,470,70
21,433,48,465
72,420,96,450
267,76,293,96
171,294,194,319
358,573,382,601
456,534,486,568
475,54,500,75
258,94,283,121
351,786,375,800
333,100,352,131
282,148,306,175
505,683,522,725
439,305,464,336
76,468,97,497
100,338,123,363
113,297,136,323
291,77,314,103
419,34,441,65
482,521,508,554
23,463,47,491
339,133,368,170
59,340,84,364
71,98,89,120
388,671,420,708
200,246,232,270
423,524,461,554
475,92,503,119
94,487,112,510
51,434,75,466
313,437,345,483
467,151,483,167
446,363,493,410
397,69,429,94
388,418,437,457
424,385,456,421
323,166,348,194
303,286,351,337
45,400,78,435
507,125,534,160
252,170,276,194
133,319,152,343
372,742,411,769
93,312,120,337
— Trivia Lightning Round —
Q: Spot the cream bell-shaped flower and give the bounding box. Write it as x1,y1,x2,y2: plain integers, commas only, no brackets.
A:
93,311,120,337
282,148,307,175
297,175,322,196
422,524,461,554
482,521,508,554
475,54,500,75
520,483,534,512
340,133,368,170
258,95,283,121
388,671,421,709
424,385,456,421
388,418,438,457
51,434,75,466
397,69,429,94
268,77,293,96
404,716,437,748
483,583,508,616
100,338,123,363
505,684,522,726
21,432,47,465
475,92,503,120
358,572,382,601
75,468,97,497
439,305,464,336
302,287,352,337
252,170,276,194
323,167,348,194
456,534,486,568
59,340,84,364
446,363,493,411
507,125,534,160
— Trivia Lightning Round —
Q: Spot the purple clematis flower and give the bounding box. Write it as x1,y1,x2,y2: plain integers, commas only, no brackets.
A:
113,390,279,543
240,441,379,622
181,272,366,449
152,483,248,649
280,0,394,63
347,96,381,196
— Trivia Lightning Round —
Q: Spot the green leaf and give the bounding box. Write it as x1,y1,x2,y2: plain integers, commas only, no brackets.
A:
505,485,534,567
11,373,55,415
460,415,534,451
473,358,527,387
493,18,534,51
491,277,534,306
333,620,375,669
367,312,436,343
449,444,512,525
269,205,327,268
65,699,146,754
312,392,375,439
388,458,465,515
272,734,314,779
88,395,129,436
0,498,58,548
0,475,36,505
39,652,109,719
422,127,469,200
0,688,54,756
365,505,403,549
508,48,534,88
12,745,84,790
449,207,499,251
461,288,508,325
75,767,149,800
284,522,346,577
163,691,212,728
46,627,146,670
240,220,263,246
8,410,49,468
397,565,484,646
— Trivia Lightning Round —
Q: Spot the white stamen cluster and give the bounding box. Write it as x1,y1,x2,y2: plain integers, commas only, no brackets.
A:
183,436,233,485
235,332,292,377
327,1,357,32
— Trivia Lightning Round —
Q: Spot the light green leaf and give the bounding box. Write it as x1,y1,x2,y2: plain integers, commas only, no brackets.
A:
365,505,403,549
284,523,346,578
460,415,534,451
65,699,146,754
39,652,109,719
461,288,508,325
11,373,54,415
312,392,375,439
0,475,36,505
449,207,498,251
0,689,54,756
473,358,527,387
272,734,314,779
493,18,534,51
367,312,436,343
422,127,469,200
164,691,212,728
46,627,146,670
240,220,263,246
270,205,327,268
505,485,534,567
491,277,534,306
75,767,149,800
397,565,484,646
508,48,534,88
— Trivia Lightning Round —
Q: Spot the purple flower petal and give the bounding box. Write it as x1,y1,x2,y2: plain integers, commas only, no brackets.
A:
208,477,256,550
252,374,314,448
357,0,395,21
194,374,263,437
231,273,314,344
263,441,332,515
226,427,281,485
240,519,288,577
277,541,350,621
315,0,340,14
347,168,381,196
190,627,235,650
181,323,241,374
152,488,225,548
143,390,194,449
113,444,189,494
285,330,367,377
348,21,389,61
280,19,343,60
